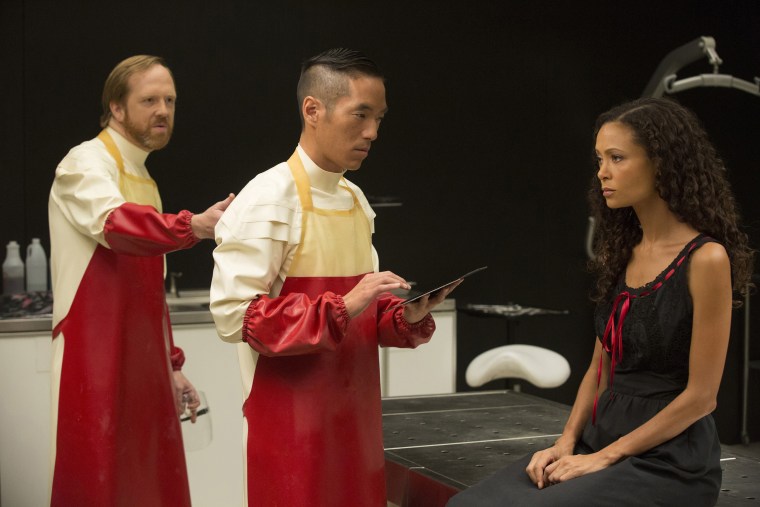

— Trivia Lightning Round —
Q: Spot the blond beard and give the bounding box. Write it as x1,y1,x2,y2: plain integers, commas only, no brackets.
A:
123,115,173,151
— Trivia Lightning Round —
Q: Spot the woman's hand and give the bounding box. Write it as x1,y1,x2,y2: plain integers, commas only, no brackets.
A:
542,451,615,486
525,436,575,489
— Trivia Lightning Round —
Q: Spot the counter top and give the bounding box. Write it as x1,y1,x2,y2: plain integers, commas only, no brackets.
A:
0,297,456,335
0,308,215,335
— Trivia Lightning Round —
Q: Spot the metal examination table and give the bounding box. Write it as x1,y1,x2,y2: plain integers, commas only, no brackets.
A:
383,391,760,506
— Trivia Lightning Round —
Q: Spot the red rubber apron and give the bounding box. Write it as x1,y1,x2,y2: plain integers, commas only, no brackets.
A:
244,150,387,506
50,130,189,507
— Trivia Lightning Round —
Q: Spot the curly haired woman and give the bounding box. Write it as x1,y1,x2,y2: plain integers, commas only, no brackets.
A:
447,97,754,507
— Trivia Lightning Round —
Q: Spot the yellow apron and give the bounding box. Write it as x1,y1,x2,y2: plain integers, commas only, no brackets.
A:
97,129,162,211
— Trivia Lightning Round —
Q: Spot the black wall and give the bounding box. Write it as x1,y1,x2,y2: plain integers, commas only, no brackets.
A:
2,0,759,443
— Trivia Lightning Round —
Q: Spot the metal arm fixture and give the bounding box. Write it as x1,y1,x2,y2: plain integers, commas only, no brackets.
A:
642,36,760,98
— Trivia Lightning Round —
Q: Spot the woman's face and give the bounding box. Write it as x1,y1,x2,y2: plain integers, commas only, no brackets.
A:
595,121,659,209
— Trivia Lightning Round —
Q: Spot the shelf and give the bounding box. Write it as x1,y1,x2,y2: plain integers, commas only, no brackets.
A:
367,195,403,208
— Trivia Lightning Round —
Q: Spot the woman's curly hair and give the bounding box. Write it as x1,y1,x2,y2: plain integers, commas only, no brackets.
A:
588,97,754,306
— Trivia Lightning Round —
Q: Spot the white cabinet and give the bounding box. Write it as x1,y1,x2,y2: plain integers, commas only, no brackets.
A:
172,324,245,507
380,301,457,397
0,331,53,507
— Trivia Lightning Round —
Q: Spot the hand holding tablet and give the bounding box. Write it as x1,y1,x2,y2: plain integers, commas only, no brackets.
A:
384,266,488,312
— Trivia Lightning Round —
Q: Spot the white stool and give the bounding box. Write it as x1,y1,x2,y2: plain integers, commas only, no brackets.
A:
466,344,571,389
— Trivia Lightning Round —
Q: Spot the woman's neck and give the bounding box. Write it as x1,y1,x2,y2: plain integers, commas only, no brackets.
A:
634,199,697,248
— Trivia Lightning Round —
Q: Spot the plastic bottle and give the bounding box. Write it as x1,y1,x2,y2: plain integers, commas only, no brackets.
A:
2,241,25,295
25,238,48,292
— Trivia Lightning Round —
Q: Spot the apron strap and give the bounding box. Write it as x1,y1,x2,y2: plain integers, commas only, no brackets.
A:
287,150,314,211
97,129,125,172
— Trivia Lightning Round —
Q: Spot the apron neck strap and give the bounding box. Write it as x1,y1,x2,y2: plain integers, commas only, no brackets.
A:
287,150,314,211
97,129,125,172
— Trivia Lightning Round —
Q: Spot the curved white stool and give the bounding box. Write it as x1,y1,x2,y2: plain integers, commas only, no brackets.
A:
466,344,571,389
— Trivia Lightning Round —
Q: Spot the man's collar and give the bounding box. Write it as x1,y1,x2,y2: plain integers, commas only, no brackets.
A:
296,145,345,193
105,126,150,166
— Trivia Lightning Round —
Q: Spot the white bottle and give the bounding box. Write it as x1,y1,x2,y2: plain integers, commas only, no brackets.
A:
2,241,25,295
25,238,48,292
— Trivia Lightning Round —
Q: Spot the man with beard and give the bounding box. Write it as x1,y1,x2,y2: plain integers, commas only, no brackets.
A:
47,55,234,506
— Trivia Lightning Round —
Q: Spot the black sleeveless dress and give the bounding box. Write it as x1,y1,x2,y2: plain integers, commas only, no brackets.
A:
447,234,722,507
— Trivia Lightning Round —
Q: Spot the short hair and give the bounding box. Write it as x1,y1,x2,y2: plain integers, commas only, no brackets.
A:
296,48,384,127
99,55,173,128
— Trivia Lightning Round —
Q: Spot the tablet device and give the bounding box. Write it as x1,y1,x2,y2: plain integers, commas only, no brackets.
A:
384,266,488,312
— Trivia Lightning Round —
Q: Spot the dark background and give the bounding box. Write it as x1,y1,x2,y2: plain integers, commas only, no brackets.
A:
2,0,759,443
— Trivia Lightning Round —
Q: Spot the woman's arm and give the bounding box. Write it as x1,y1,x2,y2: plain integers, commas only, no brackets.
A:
526,339,608,489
